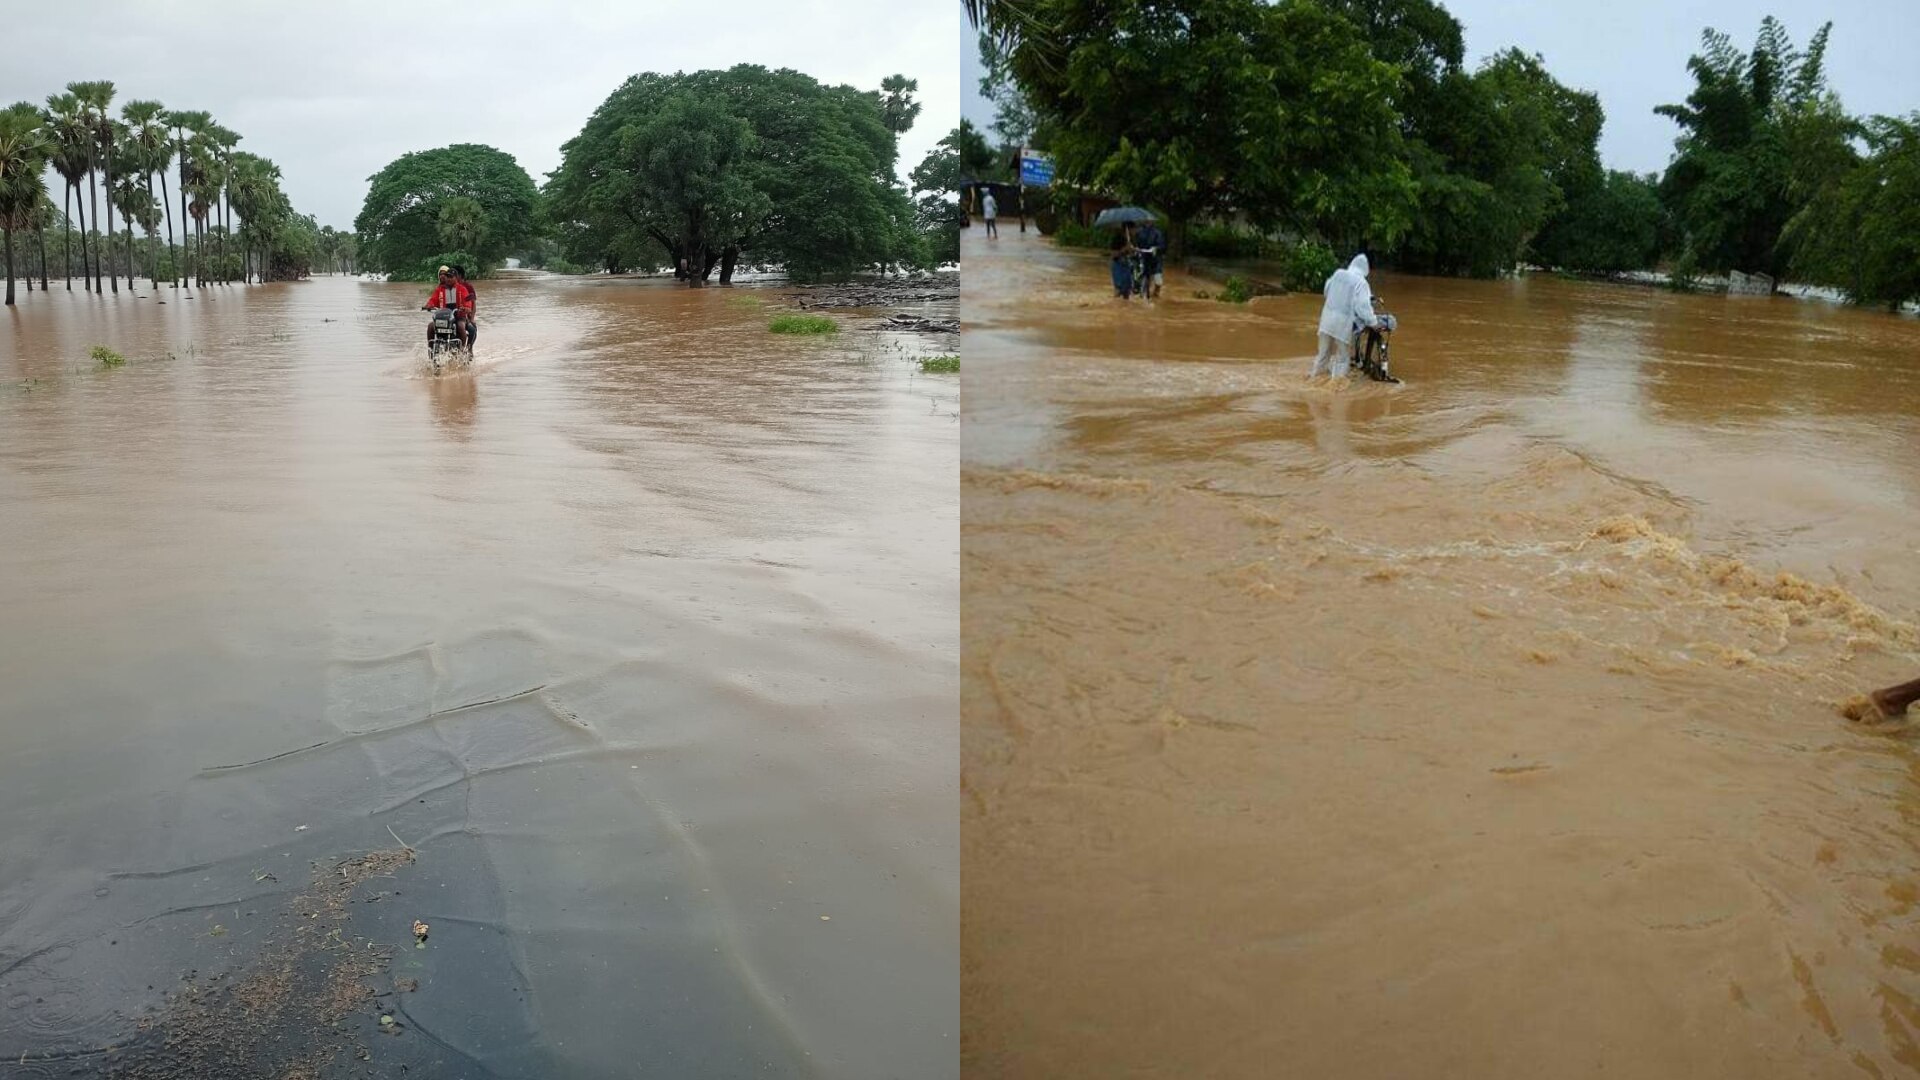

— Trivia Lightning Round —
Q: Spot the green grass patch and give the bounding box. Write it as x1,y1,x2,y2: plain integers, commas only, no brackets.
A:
1217,277,1253,304
91,345,127,367
769,314,839,335
918,354,959,373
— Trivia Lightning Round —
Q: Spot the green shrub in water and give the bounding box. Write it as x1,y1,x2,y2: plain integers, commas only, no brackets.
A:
769,314,839,335
91,346,127,368
1217,277,1253,304
919,355,959,373
1276,239,1338,293
1050,222,1107,249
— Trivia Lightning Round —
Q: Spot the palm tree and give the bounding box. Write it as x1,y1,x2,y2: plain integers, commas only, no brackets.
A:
185,137,220,289
44,93,90,291
229,152,285,284
206,123,239,284
164,109,208,291
0,104,52,306
123,100,170,290
436,195,486,255
33,188,55,290
69,80,118,294
112,173,154,288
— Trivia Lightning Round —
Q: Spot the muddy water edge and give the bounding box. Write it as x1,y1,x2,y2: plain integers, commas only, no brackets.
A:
962,228,1920,1077
0,271,958,1079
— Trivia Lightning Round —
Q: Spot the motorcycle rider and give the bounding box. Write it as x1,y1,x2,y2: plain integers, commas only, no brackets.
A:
421,265,474,351
452,264,478,352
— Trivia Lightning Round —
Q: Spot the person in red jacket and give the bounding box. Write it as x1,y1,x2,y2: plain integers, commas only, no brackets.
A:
421,265,474,351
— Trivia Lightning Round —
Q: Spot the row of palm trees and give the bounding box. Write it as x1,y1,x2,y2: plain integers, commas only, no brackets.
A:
0,79,322,305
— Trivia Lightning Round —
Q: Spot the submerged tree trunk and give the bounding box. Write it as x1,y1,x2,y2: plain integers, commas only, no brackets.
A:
62,183,72,290
38,225,49,290
719,246,738,285
102,142,118,294
85,167,100,292
159,171,176,288
4,228,16,306
174,136,191,290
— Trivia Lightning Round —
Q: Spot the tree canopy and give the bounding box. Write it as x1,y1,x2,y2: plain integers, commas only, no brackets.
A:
354,143,538,280
1655,18,1853,279
1004,0,1413,249
544,65,926,283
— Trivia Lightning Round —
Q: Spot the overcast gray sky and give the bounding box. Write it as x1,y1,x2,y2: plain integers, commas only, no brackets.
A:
5,0,958,230
960,1,1918,174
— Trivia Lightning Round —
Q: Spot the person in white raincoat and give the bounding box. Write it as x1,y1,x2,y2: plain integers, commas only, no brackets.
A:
1310,253,1379,379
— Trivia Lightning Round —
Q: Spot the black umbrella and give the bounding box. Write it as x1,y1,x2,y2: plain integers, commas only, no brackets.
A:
1093,206,1156,227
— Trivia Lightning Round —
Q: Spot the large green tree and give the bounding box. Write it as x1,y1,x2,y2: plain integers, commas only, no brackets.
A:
1393,48,1603,276
1000,0,1412,253
1786,112,1920,308
1531,169,1665,274
0,102,51,305
545,65,924,283
355,143,538,280
912,128,964,265
1655,18,1851,279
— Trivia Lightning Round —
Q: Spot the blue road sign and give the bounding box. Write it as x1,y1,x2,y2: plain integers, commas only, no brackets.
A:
1019,152,1054,187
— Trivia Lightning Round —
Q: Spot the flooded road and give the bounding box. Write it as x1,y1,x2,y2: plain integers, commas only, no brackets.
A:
0,273,958,1078
961,229,1920,1077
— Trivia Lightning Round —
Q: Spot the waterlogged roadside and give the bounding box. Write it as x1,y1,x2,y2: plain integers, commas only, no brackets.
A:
961,228,1920,1078
0,272,958,1079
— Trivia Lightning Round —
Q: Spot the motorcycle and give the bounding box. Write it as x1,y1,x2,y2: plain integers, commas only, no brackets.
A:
1351,309,1400,384
426,307,469,374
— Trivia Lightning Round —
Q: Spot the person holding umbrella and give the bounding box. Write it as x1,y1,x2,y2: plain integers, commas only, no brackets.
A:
1109,224,1137,299
1095,207,1156,300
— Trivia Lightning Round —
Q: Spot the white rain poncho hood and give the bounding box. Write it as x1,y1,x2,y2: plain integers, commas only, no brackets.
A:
1317,253,1378,338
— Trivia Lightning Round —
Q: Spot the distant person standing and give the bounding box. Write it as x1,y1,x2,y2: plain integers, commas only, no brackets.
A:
982,190,999,239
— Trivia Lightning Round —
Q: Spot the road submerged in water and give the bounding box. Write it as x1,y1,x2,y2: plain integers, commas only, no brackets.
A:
0,271,958,1079
961,228,1920,1078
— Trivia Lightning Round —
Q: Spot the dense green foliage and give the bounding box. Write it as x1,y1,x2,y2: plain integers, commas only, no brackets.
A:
911,128,964,265
1655,19,1854,280
1003,0,1412,251
1786,113,1920,308
981,1,1920,305
355,144,537,281
1532,170,1664,275
544,66,927,284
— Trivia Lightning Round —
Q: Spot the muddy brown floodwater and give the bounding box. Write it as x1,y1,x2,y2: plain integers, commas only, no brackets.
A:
0,271,957,1079
961,229,1920,1077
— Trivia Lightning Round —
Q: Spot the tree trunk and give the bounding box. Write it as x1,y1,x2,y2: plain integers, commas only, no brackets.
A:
159,170,176,288
123,215,135,292
4,228,15,306
719,246,738,285
62,183,72,290
102,140,118,294
85,165,100,292
175,134,191,290
38,224,49,290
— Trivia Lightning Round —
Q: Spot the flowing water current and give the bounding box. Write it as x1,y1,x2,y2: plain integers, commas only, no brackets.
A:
962,229,1920,1078
0,271,958,1079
